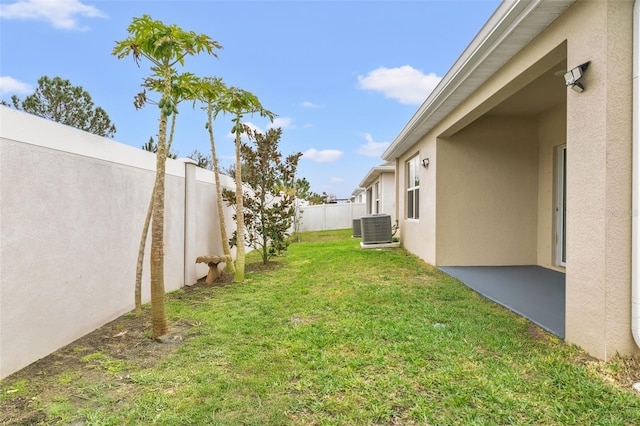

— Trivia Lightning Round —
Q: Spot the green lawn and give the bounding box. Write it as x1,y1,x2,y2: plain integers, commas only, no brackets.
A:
2,229,639,425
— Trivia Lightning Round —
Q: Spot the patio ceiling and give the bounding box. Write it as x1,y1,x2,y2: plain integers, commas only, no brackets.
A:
487,60,566,117
382,0,575,161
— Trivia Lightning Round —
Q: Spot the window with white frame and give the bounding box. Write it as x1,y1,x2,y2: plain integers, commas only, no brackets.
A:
374,182,380,213
406,155,420,219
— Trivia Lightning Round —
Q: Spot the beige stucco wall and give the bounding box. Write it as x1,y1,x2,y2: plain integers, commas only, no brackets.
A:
381,172,396,224
537,103,567,272
562,0,635,359
397,148,437,265
436,115,539,266
395,0,637,359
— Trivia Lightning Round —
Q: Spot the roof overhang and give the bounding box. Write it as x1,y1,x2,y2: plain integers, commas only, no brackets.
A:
358,164,395,189
381,0,575,161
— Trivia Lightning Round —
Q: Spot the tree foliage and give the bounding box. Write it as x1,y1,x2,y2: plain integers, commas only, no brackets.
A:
142,137,178,159
186,149,212,169
223,128,302,264
3,75,117,138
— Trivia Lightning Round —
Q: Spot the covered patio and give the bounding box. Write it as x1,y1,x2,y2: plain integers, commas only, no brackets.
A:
439,266,565,339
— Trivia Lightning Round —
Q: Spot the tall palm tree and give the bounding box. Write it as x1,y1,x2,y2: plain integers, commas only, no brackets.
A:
113,15,221,337
217,86,274,282
195,76,235,274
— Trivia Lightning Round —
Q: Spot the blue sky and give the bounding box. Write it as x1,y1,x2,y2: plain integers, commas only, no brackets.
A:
0,0,500,199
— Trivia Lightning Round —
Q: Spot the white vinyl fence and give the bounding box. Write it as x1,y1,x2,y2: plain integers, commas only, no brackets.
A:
297,202,365,232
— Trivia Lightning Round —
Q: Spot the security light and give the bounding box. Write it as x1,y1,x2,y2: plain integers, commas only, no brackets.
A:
564,61,590,92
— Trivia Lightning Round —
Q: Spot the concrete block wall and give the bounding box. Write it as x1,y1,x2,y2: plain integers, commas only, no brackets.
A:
0,106,234,379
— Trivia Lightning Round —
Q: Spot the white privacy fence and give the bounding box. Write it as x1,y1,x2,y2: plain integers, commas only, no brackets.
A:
297,202,366,232
0,107,237,379
0,106,368,379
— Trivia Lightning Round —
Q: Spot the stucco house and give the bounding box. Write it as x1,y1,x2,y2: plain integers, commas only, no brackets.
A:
382,0,639,360
357,161,396,224
350,187,366,204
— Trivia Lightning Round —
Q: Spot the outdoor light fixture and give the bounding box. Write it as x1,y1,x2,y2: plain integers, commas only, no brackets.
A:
421,158,430,168
564,61,590,92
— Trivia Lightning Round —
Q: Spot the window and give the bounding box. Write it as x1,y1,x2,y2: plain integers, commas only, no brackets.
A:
406,155,420,219
374,182,380,213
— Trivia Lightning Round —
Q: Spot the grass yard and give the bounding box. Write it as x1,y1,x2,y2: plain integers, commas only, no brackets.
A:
1,229,639,425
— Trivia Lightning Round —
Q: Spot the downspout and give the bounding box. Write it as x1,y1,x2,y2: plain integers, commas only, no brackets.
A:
633,0,640,348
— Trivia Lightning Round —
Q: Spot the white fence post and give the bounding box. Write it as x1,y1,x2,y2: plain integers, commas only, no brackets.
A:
183,159,198,287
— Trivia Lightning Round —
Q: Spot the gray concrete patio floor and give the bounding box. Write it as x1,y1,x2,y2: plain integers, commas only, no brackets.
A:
439,266,566,339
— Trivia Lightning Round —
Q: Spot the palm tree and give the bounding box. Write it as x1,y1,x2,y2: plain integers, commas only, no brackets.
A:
133,75,196,315
195,76,235,275
113,15,221,337
217,86,274,282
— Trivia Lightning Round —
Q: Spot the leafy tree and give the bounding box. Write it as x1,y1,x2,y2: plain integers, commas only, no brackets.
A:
113,15,221,337
216,86,274,282
142,136,178,159
186,149,212,170
223,128,301,264
294,177,312,201
290,178,312,240
308,191,329,205
2,75,116,137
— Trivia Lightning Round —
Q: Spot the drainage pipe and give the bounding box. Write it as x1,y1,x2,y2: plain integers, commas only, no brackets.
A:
632,0,640,348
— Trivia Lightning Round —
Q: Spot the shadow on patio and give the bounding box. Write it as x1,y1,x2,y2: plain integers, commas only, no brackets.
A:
439,266,565,339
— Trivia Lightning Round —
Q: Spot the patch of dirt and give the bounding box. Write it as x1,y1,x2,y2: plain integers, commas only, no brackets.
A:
0,262,286,425
0,271,236,425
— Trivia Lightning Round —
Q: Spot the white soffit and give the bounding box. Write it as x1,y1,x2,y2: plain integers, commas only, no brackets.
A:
359,164,395,188
382,0,575,161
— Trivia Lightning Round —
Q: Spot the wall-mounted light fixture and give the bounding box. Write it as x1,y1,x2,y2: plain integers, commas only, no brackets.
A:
564,61,590,92
421,158,430,168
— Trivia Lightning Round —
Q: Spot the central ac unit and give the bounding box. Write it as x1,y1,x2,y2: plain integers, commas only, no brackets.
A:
360,214,392,244
352,218,362,237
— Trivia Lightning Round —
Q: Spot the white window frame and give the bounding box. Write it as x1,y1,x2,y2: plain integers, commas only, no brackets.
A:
406,155,420,220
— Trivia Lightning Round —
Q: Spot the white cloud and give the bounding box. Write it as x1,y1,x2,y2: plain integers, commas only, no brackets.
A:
268,117,294,129
0,0,107,30
330,177,344,184
301,101,320,108
357,65,441,105
357,133,390,157
302,148,343,163
0,76,32,95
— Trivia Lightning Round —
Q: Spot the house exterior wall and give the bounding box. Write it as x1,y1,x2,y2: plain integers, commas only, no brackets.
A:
381,172,396,225
536,103,567,272
436,115,539,266
562,0,634,358
396,148,436,265
395,0,637,359
362,171,396,223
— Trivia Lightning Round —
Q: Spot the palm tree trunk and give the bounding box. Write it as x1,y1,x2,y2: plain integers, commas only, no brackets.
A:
134,174,157,314
149,75,172,338
207,104,235,274
135,113,178,315
150,141,168,337
233,131,245,283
